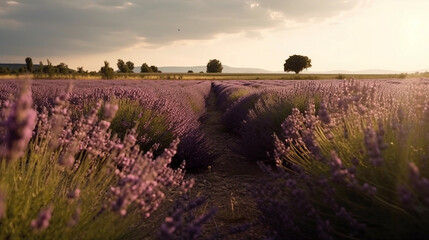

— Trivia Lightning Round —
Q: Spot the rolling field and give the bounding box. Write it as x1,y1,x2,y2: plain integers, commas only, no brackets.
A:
1,77,429,239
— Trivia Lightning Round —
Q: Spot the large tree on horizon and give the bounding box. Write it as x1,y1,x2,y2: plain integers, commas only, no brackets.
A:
206,59,223,73
284,55,312,74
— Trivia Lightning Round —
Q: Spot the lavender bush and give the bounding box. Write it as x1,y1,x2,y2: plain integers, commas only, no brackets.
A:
0,80,215,171
158,194,217,240
214,81,322,162
253,80,429,239
0,81,193,239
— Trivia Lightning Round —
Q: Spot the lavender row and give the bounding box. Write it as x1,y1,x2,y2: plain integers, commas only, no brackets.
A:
213,81,325,162
0,81,198,239
0,79,215,171
250,80,429,239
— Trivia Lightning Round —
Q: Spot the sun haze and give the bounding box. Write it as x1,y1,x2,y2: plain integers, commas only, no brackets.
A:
0,0,428,72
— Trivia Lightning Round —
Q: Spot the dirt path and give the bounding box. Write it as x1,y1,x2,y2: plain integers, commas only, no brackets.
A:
187,87,268,239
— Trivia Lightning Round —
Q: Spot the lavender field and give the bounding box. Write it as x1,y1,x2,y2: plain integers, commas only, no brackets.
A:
1,77,429,239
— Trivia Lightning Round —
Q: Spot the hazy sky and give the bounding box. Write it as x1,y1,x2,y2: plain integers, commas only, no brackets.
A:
1,0,428,72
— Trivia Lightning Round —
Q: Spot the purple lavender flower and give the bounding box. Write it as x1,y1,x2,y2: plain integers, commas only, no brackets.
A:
158,195,217,240
2,81,37,161
364,127,383,166
398,185,413,206
31,205,53,231
67,188,81,200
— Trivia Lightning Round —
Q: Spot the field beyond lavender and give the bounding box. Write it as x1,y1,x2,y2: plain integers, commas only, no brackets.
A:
1,77,429,239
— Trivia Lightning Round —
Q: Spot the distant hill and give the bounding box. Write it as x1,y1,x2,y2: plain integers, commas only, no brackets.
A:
157,65,273,73
0,63,26,70
0,63,76,73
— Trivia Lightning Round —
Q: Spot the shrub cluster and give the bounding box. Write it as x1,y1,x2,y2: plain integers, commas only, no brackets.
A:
251,80,429,239
0,80,197,239
213,81,322,162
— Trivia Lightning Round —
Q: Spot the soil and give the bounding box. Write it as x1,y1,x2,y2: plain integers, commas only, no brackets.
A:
185,89,270,239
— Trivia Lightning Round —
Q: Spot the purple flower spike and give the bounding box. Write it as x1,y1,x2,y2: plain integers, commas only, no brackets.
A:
31,205,53,231
2,81,37,161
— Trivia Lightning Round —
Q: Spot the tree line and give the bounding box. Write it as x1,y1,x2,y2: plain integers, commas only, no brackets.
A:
0,55,314,78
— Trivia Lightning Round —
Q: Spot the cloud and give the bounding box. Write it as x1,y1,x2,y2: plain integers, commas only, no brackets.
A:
0,0,361,56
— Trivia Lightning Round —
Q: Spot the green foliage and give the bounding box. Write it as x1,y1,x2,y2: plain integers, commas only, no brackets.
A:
45,59,55,77
117,59,130,73
398,73,408,79
336,74,346,80
109,99,174,155
18,66,26,74
140,63,152,73
56,63,69,74
25,57,33,73
117,59,134,73
0,67,11,74
36,61,44,74
239,91,321,160
228,89,251,103
77,67,84,74
0,128,145,239
126,61,134,73
284,54,312,74
277,83,429,238
150,65,158,73
100,61,115,79
206,59,223,73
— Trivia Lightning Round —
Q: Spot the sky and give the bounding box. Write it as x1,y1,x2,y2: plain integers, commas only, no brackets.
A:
0,0,428,72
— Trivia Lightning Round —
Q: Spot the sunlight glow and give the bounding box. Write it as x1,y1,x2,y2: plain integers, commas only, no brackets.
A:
269,10,283,20
404,18,422,42
6,1,19,5
115,2,133,9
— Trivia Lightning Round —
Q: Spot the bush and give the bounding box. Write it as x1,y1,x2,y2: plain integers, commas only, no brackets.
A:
253,80,429,239
238,91,319,161
109,99,175,156
0,82,191,239
100,61,115,79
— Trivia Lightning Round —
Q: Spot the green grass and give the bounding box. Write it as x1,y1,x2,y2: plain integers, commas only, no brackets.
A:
109,99,174,155
0,135,145,239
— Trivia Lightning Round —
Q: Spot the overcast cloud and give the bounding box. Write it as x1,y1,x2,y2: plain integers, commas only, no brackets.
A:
0,0,360,56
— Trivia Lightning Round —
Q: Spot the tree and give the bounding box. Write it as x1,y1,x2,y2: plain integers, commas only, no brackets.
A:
284,55,312,74
140,63,152,73
77,67,84,74
126,61,134,73
0,67,10,74
25,57,33,73
45,59,55,77
56,62,69,74
150,65,158,73
100,61,115,79
18,66,27,74
206,59,223,73
117,59,130,73
36,61,44,73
